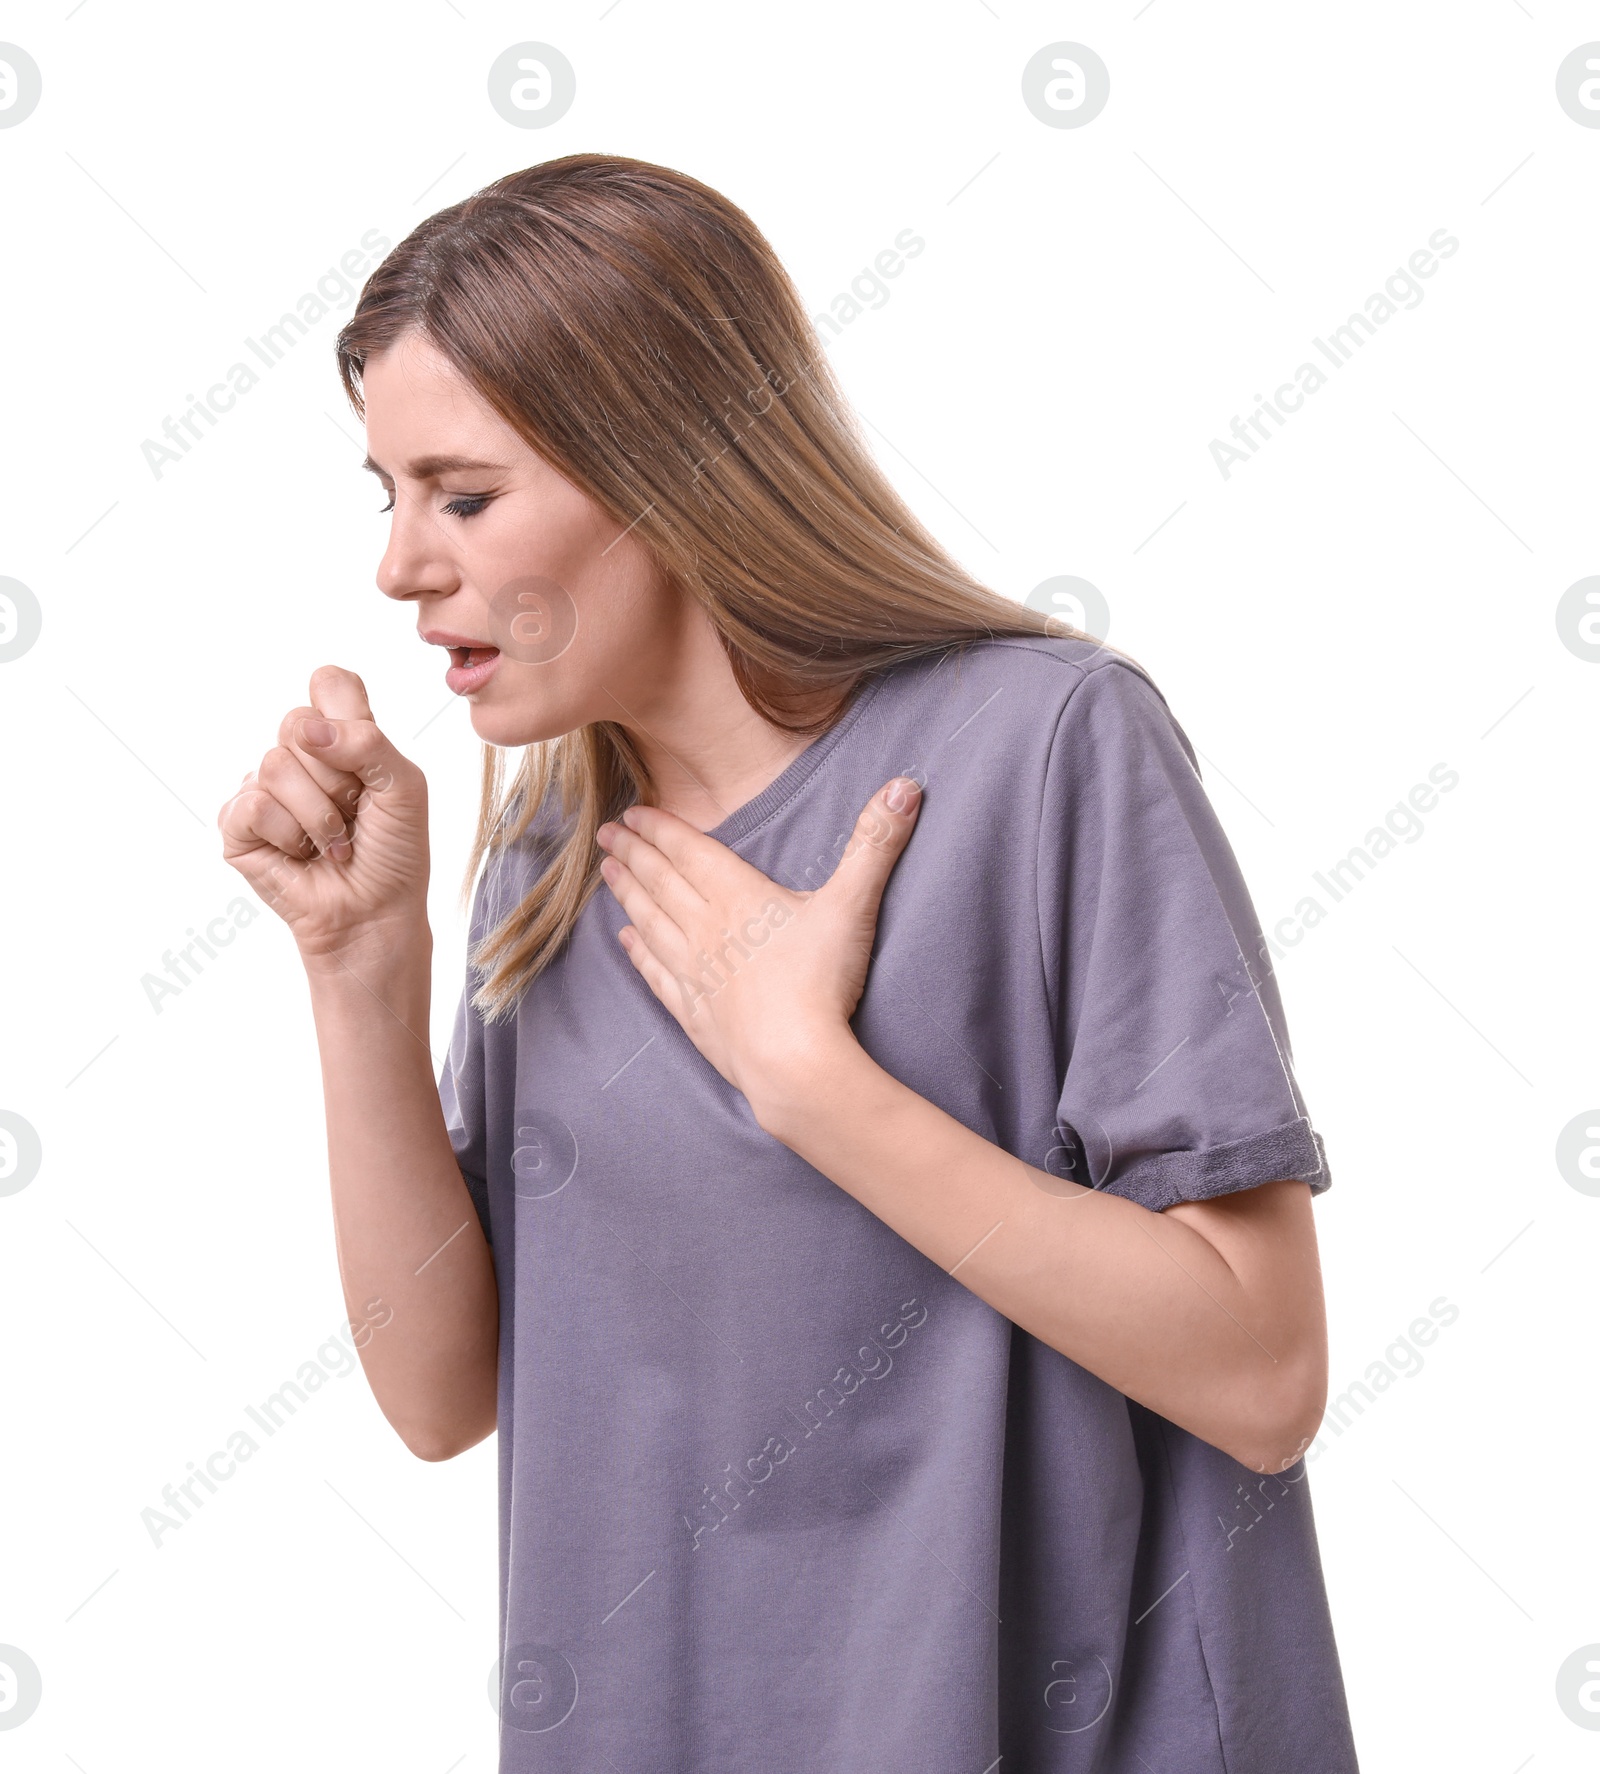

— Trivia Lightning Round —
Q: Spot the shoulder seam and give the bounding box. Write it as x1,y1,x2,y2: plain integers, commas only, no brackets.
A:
981,635,1174,710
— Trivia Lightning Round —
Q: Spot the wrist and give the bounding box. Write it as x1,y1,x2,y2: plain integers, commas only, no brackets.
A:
302,926,435,1060
746,1025,873,1145
298,915,433,984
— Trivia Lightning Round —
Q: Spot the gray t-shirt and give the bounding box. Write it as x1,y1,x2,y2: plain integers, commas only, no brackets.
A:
440,634,1358,1773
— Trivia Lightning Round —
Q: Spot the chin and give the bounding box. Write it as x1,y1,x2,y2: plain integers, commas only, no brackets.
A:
467,698,580,749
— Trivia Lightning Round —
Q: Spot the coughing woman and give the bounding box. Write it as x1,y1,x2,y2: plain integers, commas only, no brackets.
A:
219,153,1359,1773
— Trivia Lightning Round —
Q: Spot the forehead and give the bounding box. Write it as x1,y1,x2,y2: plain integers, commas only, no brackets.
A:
360,332,517,458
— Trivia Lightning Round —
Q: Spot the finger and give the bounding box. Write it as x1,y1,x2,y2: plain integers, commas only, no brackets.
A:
598,821,707,926
277,705,365,814
308,663,375,724
820,777,924,912
218,781,321,868
223,825,315,916
619,926,713,1024
600,858,694,971
256,745,355,859
618,924,670,1000
291,711,420,805
618,803,755,897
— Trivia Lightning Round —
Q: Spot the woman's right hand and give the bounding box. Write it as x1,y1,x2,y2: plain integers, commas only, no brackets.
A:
219,664,431,969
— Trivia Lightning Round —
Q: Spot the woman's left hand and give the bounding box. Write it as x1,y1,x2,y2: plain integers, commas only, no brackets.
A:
596,777,923,1123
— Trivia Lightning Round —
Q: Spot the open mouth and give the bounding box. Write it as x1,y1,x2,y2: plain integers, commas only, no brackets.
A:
442,643,503,697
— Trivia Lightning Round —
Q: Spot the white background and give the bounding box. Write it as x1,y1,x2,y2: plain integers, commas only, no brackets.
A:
1,2,1595,1768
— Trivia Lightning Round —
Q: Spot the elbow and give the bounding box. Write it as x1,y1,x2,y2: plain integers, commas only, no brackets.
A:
1228,1419,1323,1479
386,1359,499,1464
402,1412,496,1464
406,1434,463,1464
1227,1367,1327,1477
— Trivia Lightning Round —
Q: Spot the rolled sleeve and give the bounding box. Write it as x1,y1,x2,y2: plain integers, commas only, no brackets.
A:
1039,661,1332,1211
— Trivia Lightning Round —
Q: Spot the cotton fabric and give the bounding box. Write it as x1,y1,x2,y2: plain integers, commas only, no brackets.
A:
440,634,1359,1772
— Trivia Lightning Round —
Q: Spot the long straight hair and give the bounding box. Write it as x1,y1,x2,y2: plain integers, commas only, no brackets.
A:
335,153,1128,1022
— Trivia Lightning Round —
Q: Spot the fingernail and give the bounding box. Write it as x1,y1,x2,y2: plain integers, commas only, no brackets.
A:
328,838,352,861
299,718,336,747
885,777,921,813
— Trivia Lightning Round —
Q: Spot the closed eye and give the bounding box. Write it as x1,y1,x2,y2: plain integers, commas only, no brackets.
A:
370,486,493,518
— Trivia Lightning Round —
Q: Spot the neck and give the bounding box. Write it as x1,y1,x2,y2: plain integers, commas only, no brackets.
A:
605,617,843,834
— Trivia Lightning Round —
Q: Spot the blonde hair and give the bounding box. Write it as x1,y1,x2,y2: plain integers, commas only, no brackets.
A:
336,153,1128,1021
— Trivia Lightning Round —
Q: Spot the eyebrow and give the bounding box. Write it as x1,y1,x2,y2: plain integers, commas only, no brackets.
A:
361,453,510,479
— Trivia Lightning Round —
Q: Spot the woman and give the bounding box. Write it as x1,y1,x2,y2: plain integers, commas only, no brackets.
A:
219,154,1359,1772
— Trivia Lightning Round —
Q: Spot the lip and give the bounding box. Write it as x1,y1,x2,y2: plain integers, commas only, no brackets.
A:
421,630,502,696
421,628,492,649
444,647,501,696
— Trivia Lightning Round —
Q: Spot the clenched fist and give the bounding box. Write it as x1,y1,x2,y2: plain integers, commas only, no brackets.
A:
219,664,430,968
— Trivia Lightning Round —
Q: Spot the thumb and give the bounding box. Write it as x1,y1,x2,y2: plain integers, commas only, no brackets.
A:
309,662,374,724
822,777,923,914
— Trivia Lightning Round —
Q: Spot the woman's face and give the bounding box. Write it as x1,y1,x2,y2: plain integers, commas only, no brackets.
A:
360,329,683,748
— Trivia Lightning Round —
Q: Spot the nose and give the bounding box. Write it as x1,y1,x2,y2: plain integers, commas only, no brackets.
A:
376,483,460,603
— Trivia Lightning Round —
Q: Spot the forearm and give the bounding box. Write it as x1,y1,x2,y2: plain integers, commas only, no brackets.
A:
306,927,498,1461
751,1037,1323,1474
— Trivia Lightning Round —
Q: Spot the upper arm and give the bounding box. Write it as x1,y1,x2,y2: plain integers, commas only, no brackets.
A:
1034,662,1338,1456
1163,1178,1329,1418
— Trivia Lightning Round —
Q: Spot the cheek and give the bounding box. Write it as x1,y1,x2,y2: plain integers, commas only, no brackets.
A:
576,569,674,659
539,577,676,713
465,517,678,733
